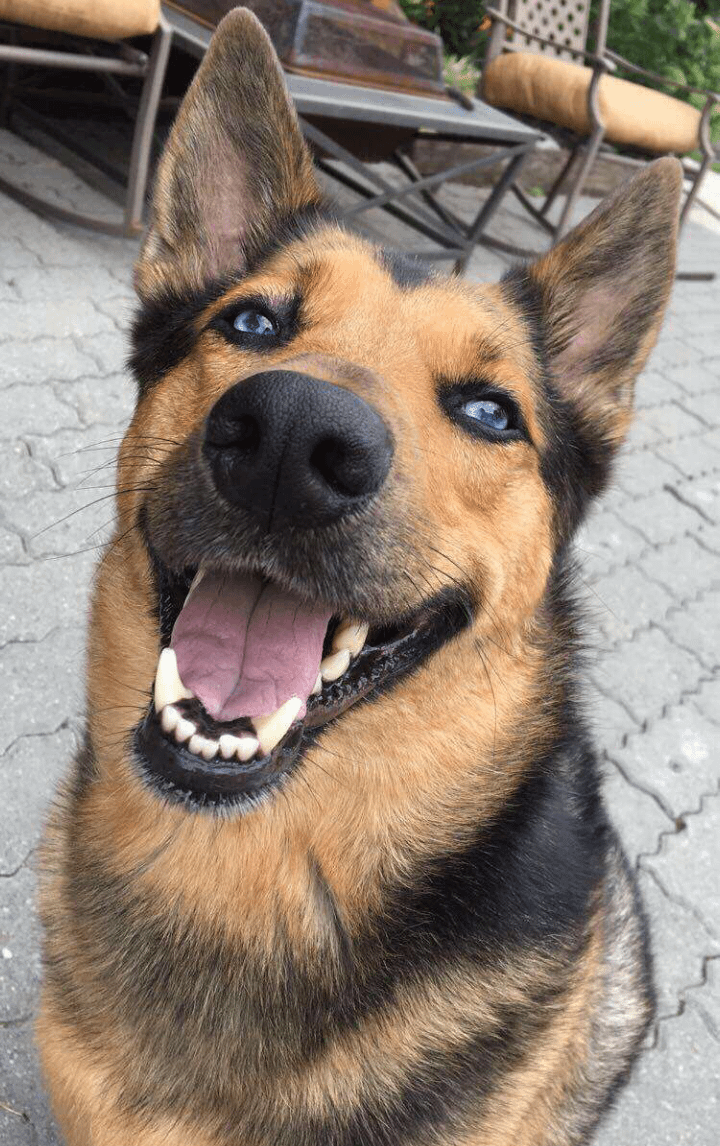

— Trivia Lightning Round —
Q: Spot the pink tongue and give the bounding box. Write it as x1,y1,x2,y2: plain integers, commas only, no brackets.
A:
171,571,332,721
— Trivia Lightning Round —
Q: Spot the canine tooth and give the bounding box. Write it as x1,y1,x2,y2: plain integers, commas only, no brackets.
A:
312,672,323,695
161,704,179,735
251,696,302,756
332,620,369,656
154,648,193,712
174,717,195,744
320,648,350,682
236,735,260,762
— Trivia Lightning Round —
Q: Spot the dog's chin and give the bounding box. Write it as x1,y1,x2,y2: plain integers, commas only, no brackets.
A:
132,552,474,815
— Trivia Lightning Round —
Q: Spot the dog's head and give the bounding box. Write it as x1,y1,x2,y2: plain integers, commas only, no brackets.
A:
101,10,680,819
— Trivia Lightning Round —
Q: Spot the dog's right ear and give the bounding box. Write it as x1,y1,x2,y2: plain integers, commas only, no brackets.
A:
135,8,322,299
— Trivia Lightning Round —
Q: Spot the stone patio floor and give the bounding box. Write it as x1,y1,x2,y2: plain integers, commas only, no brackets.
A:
0,123,719,1144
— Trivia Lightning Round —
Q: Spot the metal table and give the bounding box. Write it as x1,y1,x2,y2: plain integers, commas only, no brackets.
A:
165,4,543,272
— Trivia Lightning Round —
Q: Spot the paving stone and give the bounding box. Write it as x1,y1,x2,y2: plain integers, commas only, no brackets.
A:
0,340,97,389
590,565,674,645
1,486,118,558
0,551,94,645
662,593,720,672
655,433,720,481
0,866,42,1021
613,448,683,499
636,401,707,441
79,330,128,375
10,265,127,303
0,730,76,877
25,424,124,488
0,443,56,500
0,525,26,564
0,300,114,342
689,390,720,428
54,373,135,427
636,534,720,601
669,362,720,397
644,794,720,940
0,1022,62,1146
634,369,688,410
0,625,84,755
592,1006,720,1146
576,508,647,582
649,336,702,370
0,385,81,441
637,869,720,1024
688,678,720,725
602,761,673,863
610,705,720,820
0,238,39,271
624,414,664,450
591,627,703,727
617,488,707,546
586,688,640,753
687,957,720,1039
673,473,720,525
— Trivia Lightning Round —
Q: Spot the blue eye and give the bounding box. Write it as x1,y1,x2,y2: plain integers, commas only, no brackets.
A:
462,398,510,431
233,309,276,336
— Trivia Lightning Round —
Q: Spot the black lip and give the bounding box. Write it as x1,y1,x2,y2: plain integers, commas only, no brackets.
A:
134,536,473,813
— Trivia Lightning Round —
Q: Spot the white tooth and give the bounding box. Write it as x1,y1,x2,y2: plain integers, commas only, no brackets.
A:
320,648,350,682
174,717,196,744
332,620,369,656
251,696,302,756
219,734,240,760
188,734,205,757
312,673,323,695
198,738,219,761
186,567,206,600
161,704,179,734
236,735,260,762
154,648,193,712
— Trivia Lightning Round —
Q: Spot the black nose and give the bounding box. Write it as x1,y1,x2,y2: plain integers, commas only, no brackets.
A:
203,371,394,528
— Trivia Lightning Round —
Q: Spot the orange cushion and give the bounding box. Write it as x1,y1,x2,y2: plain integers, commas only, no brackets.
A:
482,52,701,155
0,0,160,40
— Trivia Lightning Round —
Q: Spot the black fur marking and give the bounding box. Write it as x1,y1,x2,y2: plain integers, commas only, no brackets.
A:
501,266,611,536
129,205,333,398
378,249,435,289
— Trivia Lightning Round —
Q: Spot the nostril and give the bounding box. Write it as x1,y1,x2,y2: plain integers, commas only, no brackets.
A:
208,413,262,457
310,436,375,499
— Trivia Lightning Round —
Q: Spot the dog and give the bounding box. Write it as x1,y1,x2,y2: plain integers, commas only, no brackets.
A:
36,9,682,1145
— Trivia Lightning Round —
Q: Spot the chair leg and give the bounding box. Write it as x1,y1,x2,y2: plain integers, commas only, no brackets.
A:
554,126,605,239
454,151,529,274
123,18,172,235
540,139,582,218
679,153,713,232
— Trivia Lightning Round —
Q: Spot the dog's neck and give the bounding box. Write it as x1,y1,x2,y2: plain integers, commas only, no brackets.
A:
77,534,574,951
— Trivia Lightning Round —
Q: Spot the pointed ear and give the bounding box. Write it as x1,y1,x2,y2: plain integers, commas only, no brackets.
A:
506,158,682,452
135,8,322,299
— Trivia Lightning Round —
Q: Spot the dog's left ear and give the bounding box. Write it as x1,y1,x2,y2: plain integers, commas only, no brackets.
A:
505,158,682,460
135,8,321,298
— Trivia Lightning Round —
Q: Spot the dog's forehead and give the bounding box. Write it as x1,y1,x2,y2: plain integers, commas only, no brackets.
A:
201,228,537,380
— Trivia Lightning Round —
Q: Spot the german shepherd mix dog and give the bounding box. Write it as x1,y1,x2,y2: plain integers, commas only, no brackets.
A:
38,10,682,1145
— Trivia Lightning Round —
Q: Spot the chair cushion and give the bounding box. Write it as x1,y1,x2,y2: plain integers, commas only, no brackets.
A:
0,0,160,40
482,53,701,155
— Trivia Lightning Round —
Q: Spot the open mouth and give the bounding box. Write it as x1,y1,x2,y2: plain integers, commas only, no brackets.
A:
134,559,473,811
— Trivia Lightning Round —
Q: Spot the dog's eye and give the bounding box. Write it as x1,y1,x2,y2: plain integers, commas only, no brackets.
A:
233,309,276,336
461,398,509,431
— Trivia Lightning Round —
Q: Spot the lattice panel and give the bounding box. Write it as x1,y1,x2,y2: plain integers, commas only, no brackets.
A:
509,0,592,59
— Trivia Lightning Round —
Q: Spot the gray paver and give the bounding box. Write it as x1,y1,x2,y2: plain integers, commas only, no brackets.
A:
0,120,718,1146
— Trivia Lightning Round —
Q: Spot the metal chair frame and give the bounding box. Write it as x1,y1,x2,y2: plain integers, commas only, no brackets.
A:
482,0,720,241
0,15,172,236
0,4,543,272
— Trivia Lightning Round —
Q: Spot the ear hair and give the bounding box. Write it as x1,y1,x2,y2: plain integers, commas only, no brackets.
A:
520,157,683,449
135,8,321,299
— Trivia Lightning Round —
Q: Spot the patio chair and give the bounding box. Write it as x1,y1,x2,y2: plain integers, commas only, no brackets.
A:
480,0,719,240
0,0,171,235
